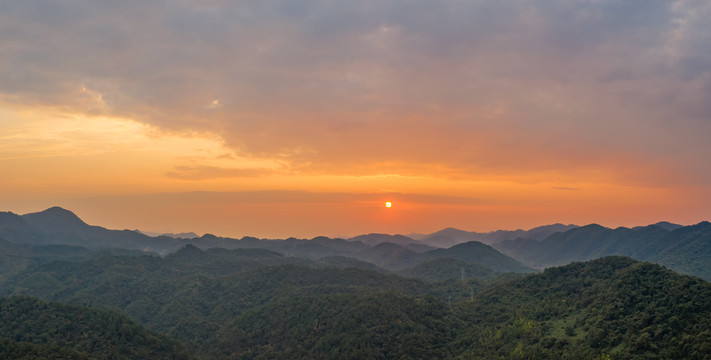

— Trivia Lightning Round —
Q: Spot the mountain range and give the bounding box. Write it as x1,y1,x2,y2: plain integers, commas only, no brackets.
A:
2,207,710,280
1,206,710,359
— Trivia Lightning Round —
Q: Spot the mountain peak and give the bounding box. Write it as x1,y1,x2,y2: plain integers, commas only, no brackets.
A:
22,206,89,233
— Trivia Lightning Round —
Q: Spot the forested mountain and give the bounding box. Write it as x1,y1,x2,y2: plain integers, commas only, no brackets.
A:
2,241,709,359
495,222,711,280
2,207,711,359
348,233,419,246
0,208,527,273
7,206,709,280
0,247,428,358
0,296,194,359
452,256,711,359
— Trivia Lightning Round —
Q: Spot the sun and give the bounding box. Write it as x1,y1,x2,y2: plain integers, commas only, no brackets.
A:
385,201,392,208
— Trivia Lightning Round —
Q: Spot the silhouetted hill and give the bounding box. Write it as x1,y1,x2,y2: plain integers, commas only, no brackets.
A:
352,240,533,274
422,224,578,247
22,206,91,234
354,242,422,270
494,222,711,280
405,243,438,253
0,207,182,253
0,212,41,243
349,233,419,246
642,221,683,231
423,234,459,248
651,221,711,279
137,230,201,239
428,241,533,273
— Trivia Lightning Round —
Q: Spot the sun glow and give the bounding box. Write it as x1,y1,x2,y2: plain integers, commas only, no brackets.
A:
385,201,392,208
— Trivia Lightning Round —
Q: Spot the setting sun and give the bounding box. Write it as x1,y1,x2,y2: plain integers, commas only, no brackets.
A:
385,202,392,208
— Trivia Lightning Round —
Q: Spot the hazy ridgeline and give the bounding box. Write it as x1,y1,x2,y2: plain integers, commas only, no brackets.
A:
1,208,710,359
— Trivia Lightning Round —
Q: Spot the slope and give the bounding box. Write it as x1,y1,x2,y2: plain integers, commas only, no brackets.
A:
0,296,194,360
453,256,711,359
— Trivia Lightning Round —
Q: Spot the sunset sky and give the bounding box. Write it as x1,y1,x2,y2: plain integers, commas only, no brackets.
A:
1,0,710,238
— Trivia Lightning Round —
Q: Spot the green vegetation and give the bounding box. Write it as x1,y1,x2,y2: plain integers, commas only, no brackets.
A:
3,208,711,358
452,257,711,359
2,246,709,359
0,296,194,359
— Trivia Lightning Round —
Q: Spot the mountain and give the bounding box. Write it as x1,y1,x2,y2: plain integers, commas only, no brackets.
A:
453,256,711,359
0,207,182,253
3,206,710,280
495,223,668,266
398,257,495,282
421,224,578,247
0,296,194,359
354,242,423,270
0,211,42,243
428,241,533,273
0,251,428,359
22,206,92,235
348,233,419,246
651,221,711,279
638,221,683,231
2,241,710,360
352,240,534,274
137,230,201,239
494,222,711,280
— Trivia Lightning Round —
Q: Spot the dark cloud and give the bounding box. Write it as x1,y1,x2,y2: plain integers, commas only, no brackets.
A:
1,0,710,184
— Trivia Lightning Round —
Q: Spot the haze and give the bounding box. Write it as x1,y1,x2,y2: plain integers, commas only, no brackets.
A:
1,0,710,238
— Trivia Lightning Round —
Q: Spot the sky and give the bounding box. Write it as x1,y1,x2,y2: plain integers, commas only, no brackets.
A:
1,0,710,238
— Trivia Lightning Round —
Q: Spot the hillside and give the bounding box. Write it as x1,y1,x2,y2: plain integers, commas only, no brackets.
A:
452,256,711,359
0,248,428,358
0,208,181,253
421,224,578,247
2,244,709,359
0,296,194,359
495,222,711,280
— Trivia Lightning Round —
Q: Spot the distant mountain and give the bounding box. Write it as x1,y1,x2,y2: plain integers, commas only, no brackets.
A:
427,241,533,273
354,242,422,270
185,234,368,259
348,233,419,246
421,224,578,247
22,206,92,235
651,221,711,279
405,243,438,253
0,207,182,253
137,230,201,239
3,206,709,280
0,211,42,243
495,222,711,280
352,240,533,273
637,221,683,231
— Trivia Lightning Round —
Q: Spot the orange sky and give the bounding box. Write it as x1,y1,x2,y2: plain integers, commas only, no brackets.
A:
1,1,710,238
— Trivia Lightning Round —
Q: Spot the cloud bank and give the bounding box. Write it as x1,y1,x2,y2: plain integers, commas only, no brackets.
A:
2,0,710,185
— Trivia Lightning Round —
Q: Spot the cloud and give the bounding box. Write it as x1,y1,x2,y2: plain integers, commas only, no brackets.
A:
553,187,583,191
165,165,272,180
1,0,710,185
